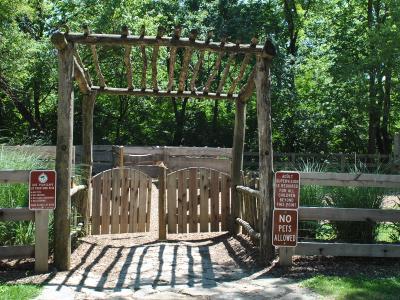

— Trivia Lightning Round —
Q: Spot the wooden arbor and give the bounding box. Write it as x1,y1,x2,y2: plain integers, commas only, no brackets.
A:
51,26,276,270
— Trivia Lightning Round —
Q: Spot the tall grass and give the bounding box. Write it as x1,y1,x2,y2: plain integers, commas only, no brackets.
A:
0,146,51,246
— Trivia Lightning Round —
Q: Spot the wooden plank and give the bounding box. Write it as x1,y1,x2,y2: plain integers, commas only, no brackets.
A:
167,172,177,233
210,170,219,231
146,177,152,232
0,245,34,259
129,169,140,232
123,146,232,157
65,33,271,57
295,242,400,258
119,169,130,233
158,167,167,239
100,170,111,234
0,170,30,183
177,170,188,233
110,168,121,234
199,168,209,232
34,210,49,273
188,168,198,232
138,173,148,232
91,174,102,234
279,247,294,267
299,207,400,222
299,172,400,188
221,174,231,231
0,208,34,221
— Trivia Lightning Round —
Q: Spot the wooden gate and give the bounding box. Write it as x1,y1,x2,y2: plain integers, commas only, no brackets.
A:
91,167,152,234
166,167,231,233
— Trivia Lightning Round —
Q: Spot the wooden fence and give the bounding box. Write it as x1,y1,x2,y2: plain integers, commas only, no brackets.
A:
0,170,49,273
3,145,399,174
236,171,400,265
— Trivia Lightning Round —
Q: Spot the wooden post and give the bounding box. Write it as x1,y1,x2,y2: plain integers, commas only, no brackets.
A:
279,247,294,267
52,32,74,271
158,166,167,240
231,99,247,234
394,133,400,158
255,55,275,262
81,91,96,234
34,210,49,273
112,145,124,168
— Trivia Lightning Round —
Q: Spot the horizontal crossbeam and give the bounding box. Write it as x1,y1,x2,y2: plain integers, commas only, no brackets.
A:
91,86,238,100
65,33,274,58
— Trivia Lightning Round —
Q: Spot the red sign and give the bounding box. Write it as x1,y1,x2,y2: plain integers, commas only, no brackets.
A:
272,209,298,247
29,170,56,210
274,171,300,209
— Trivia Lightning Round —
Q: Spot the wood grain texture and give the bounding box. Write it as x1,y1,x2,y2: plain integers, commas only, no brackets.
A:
0,245,34,259
0,208,34,221
167,172,177,233
177,170,188,233
91,174,102,234
119,168,130,233
100,171,111,234
34,210,49,273
221,174,231,231
210,170,220,231
189,168,198,232
129,169,139,232
110,169,121,234
199,168,209,232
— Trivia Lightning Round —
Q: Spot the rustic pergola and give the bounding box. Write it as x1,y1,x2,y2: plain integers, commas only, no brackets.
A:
51,25,276,271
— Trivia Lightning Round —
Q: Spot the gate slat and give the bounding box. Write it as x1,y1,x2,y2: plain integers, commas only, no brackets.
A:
167,172,177,233
210,170,219,231
129,169,139,232
221,174,231,231
199,168,209,232
137,173,147,231
111,168,121,234
177,170,188,233
146,179,152,232
101,170,111,234
188,168,198,232
120,169,130,233
91,174,102,235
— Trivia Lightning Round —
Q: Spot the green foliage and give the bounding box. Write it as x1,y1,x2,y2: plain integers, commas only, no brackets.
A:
0,284,42,300
302,275,400,300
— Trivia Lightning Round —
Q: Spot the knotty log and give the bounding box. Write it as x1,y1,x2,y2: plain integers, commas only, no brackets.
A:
235,218,260,240
140,45,147,90
124,46,133,89
81,91,96,234
255,56,274,262
204,52,224,93
236,185,260,198
217,53,235,94
167,47,177,91
151,46,160,91
231,98,247,234
74,58,90,94
54,38,74,271
228,54,251,95
238,67,256,102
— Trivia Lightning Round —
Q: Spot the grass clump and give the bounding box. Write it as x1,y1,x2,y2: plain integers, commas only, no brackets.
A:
0,284,42,300
302,275,400,300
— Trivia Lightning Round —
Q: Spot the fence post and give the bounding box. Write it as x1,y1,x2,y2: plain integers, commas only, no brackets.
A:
35,210,49,273
394,133,400,158
158,166,167,240
279,247,294,267
340,153,345,172
112,145,124,168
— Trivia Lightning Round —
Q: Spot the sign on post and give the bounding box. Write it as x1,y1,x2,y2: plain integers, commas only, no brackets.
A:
272,171,300,248
272,209,298,247
29,170,56,210
274,171,300,209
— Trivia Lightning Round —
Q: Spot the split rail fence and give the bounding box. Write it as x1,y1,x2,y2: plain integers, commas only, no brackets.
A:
236,172,400,265
0,170,49,273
